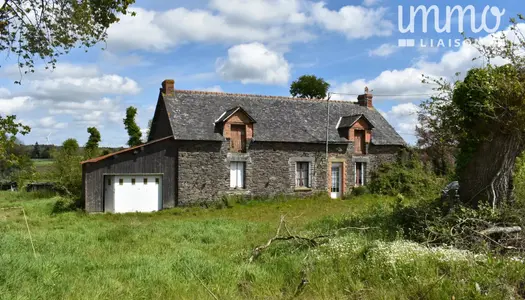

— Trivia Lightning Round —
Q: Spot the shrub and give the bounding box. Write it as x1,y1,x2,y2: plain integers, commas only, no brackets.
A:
369,149,446,198
351,186,369,197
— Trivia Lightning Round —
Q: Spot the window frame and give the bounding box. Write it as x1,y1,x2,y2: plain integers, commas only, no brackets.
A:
295,161,312,189
355,162,366,186
230,161,246,189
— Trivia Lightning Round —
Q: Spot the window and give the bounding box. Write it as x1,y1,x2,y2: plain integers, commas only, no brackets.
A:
355,162,366,186
230,162,245,189
119,179,123,185
230,125,247,153
296,162,311,188
155,178,160,185
131,178,136,185
108,178,111,186
144,178,148,185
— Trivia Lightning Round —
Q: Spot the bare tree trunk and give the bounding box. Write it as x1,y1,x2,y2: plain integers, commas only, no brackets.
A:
459,134,524,208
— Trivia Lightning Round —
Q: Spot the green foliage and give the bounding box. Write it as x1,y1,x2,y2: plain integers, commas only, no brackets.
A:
515,153,525,204
123,106,142,147
85,127,101,158
31,142,40,159
51,139,82,202
368,149,446,198
0,116,33,184
351,186,369,197
2,192,525,299
0,115,31,169
0,0,136,82
61,138,79,155
289,75,330,99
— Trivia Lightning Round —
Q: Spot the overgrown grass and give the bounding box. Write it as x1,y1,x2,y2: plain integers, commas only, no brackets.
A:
1,192,524,299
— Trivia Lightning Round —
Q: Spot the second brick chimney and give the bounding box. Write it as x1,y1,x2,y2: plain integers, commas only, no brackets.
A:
161,79,175,96
357,86,373,108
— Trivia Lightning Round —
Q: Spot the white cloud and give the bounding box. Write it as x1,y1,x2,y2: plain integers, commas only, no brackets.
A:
369,43,399,57
199,86,224,92
106,7,313,52
209,0,308,25
382,103,420,144
28,75,140,102
0,96,33,114
38,117,67,129
216,43,290,85
310,2,393,39
333,24,525,103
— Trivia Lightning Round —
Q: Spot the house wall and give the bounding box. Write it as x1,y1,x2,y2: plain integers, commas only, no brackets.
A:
83,139,178,212
175,140,402,205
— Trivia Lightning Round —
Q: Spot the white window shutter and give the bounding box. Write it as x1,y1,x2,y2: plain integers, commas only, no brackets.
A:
230,163,237,188
239,163,245,188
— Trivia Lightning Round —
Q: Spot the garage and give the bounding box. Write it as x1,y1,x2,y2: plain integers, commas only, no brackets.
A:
104,175,162,213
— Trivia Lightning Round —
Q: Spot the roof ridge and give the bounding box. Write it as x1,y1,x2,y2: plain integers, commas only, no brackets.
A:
174,89,358,104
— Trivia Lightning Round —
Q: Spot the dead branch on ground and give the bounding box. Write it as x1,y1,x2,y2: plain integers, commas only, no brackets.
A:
248,215,376,263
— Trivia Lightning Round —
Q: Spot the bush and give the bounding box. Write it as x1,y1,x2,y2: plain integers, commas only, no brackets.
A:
351,186,369,196
368,149,446,198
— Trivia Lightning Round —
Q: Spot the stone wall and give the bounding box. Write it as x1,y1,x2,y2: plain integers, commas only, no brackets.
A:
176,140,402,205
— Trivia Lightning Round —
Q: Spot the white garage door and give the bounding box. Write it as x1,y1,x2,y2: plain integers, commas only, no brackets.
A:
104,175,162,213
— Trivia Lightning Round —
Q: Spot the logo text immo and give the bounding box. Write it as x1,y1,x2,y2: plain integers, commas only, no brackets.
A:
398,5,505,34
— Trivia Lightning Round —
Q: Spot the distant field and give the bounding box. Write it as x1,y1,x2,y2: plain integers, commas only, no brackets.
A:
1,192,524,299
32,159,54,166
32,159,54,176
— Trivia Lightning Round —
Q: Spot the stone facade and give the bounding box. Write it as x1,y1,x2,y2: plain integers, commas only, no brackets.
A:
175,139,402,205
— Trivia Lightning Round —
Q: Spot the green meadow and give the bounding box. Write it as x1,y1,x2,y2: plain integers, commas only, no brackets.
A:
1,192,524,299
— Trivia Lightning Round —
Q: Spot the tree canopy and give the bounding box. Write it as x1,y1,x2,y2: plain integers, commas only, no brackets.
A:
0,115,30,169
85,127,101,158
418,16,525,208
123,106,142,147
290,75,330,99
0,0,135,81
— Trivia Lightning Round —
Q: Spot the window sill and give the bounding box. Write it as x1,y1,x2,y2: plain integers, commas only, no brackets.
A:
294,187,313,192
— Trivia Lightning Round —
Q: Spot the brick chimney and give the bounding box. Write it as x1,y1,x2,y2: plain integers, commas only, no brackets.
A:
357,86,373,108
161,79,175,95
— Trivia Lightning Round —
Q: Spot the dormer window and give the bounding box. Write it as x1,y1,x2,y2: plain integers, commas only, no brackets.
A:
214,107,256,153
337,114,374,155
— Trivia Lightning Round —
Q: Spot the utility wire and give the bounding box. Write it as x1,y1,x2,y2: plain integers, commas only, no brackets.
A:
330,92,435,97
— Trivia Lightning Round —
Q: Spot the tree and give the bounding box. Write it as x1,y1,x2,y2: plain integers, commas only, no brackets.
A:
123,106,142,147
0,115,30,169
290,75,330,99
85,127,101,158
0,116,32,183
32,142,41,159
145,119,152,142
52,138,82,199
419,16,525,208
0,0,136,82
62,138,79,156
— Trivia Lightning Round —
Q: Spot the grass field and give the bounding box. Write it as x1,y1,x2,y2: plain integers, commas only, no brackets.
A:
1,192,525,299
31,159,54,177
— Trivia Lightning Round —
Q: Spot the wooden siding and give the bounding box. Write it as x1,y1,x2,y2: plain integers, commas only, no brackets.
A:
83,139,177,212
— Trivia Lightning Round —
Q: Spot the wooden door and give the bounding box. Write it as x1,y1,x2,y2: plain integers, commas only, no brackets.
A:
354,130,366,154
230,125,246,152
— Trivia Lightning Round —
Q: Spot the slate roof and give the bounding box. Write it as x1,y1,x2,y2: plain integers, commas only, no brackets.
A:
162,90,406,146
338,114,375,129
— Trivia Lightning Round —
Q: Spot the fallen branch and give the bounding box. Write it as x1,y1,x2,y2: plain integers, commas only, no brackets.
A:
248,216,376,263
479,226,522,236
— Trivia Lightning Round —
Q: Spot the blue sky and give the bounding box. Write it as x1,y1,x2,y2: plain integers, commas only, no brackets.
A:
0,0,521,146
